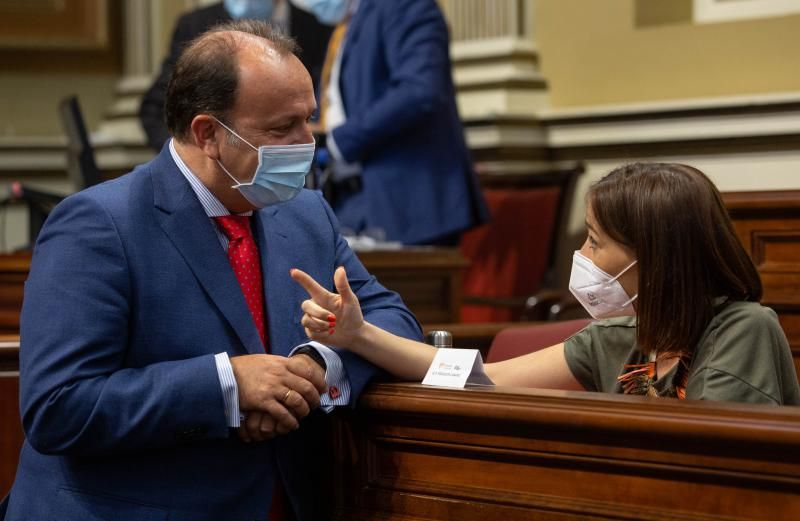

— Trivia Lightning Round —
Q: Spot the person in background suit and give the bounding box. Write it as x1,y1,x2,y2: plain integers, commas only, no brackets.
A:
139,0,333,151
3,20,421,521
294,0,488,246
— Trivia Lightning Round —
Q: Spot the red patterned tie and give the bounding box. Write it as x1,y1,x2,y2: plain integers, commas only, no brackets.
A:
213,215,266,348
214,216,289,521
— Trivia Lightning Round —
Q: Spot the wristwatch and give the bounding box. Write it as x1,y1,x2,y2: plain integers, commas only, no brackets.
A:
292,344,327,371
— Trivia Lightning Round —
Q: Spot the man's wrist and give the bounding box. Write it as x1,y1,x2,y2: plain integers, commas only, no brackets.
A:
292,345,327,370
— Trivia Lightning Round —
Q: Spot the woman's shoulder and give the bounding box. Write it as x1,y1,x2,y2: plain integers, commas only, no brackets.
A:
712,300,779,330
593,316,637,328
566,316,636,355
578,316,636,337
688,300,797,404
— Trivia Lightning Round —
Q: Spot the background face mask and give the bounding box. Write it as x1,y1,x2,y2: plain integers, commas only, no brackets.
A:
292,0,350,25
214,119,314,209
224,0,274,20
568,251,637,319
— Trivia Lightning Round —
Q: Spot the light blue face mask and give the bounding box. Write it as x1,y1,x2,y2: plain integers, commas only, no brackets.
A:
291,0,350,25
214,118,314,209
224,0,274,20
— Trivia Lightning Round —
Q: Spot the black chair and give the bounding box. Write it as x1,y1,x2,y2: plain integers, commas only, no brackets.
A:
58,95,102,190
9,96,101,248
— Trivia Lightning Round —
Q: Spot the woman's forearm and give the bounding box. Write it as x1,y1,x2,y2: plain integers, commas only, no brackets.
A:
349,322,437,381
484,343,585,391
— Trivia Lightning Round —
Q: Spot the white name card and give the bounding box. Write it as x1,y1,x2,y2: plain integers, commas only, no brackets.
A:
421,348,494,388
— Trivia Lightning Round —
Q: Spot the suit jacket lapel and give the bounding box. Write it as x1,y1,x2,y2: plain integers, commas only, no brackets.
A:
253,206,295,357
341,0,373,69
151,151,264,355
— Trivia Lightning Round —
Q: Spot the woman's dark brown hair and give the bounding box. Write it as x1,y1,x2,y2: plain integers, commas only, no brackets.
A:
589,163,762,357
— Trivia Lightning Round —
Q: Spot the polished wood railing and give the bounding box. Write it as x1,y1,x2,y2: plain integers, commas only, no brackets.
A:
331,383,800,520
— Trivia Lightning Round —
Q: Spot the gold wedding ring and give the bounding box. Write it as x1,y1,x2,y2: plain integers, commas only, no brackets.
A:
282,389,293,404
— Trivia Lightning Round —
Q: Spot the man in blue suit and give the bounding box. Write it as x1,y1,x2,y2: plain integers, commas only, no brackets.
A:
296,0,488,246
4,20,420,521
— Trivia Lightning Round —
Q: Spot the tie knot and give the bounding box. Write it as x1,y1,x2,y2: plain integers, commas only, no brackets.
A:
214,215,252,241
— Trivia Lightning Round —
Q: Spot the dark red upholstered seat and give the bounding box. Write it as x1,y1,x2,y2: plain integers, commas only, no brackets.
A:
486,318,593,363
460,187,560,322
458,164,584,323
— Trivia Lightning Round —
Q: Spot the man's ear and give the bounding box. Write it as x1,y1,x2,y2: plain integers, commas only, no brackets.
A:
190,114,221,159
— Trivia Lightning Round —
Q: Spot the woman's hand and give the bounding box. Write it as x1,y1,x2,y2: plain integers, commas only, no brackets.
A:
293,266,439,381
290,266,364,348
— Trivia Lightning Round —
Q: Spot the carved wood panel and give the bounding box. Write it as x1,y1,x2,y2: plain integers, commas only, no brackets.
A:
333,383,800,520
724,190,800,377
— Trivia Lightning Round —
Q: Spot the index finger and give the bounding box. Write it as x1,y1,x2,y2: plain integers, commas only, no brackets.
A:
290,268,332,302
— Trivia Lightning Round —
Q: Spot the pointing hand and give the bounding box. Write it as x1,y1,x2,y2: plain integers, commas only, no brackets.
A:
290,266,364,347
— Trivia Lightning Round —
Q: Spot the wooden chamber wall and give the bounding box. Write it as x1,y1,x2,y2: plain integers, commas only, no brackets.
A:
723,190,800,376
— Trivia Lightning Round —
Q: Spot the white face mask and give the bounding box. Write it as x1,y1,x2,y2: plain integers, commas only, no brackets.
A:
568,251,638,319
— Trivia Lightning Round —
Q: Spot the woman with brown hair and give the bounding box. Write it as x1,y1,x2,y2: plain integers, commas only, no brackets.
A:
292,163,800,405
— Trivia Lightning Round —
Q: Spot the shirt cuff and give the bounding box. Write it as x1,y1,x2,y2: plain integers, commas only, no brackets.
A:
327,130,345,162
290,341,351,412
327,131,362,181
214,352,241,428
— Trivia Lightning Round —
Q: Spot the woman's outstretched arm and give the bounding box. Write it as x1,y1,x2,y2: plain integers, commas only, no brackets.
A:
291,266,584,390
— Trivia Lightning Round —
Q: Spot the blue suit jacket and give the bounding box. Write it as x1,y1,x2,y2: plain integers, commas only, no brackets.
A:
6,147,421,520
331,0,488,244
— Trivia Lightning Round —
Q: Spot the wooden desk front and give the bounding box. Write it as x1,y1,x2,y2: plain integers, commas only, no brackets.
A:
332,383,800,520
0,248,468,334
0,254,29,334
355,248,468,324
0,339,23,497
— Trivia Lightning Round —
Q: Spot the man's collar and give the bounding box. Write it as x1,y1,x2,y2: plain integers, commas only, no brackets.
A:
168,138,252,217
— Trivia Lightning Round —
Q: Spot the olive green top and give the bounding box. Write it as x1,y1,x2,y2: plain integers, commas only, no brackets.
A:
564,300,800,405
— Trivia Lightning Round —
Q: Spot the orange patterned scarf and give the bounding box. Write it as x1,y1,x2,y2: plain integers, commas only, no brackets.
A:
617,354,691,399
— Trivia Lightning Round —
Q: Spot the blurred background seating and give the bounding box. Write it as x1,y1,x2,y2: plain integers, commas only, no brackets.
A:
460,163,584,322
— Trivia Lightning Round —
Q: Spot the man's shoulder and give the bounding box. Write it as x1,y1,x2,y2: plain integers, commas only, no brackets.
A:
60,157,160,212
54,182,129,225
